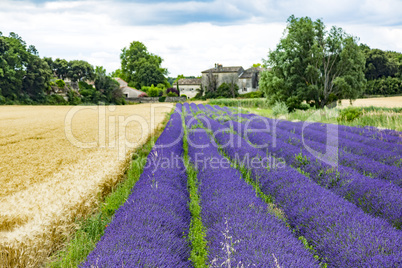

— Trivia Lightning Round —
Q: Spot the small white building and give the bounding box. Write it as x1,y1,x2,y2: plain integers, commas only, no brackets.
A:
173,78,201,98
114,78,145,98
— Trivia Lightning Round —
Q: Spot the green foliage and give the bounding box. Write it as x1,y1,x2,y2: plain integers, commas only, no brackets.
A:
239,91,264,98
55,79,66,88
362,47,400,80
0,32,53,102
181,111,209,267
208,98,270,108
109,68,123,78
205,82,239,99
46,94,67,105
120,41,167,88
94,67,123,104
365,77,402,95
78,81,93,90
167,92,178,97
261,15,366,109
272,101,289,116
67,60,95,82
181,94,187,99
337,107,363,122
67,90,81,105
148,87,159,97
158,96,166,102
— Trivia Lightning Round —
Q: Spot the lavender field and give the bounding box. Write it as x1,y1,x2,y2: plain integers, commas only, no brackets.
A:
81,103,402,267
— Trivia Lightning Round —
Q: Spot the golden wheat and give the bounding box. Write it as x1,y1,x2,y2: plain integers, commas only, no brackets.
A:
338,96,402,108
0,103,173,267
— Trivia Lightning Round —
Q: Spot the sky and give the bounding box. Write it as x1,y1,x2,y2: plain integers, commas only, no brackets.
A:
1,0,402,77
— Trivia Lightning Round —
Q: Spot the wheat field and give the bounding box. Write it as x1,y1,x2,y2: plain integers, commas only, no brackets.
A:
0,104,173,267
338,96,402,108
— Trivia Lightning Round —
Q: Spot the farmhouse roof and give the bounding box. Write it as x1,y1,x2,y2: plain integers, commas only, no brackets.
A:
201,65,243,73
239,67,268,79
113,78,145,95
177,78,201,85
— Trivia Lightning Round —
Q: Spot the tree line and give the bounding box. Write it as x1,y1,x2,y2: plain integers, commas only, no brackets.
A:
0,32,124,105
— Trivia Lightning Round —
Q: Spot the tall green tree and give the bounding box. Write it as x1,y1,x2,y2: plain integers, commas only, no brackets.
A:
120,41,167,88
22,56,52,101
67,60,95,82
0,32,30,99
94,66,123,103
260,16,366,109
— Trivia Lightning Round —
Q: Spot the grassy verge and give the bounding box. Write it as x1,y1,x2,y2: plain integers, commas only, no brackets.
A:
46,111,172,267
243,106,401,132
208,98,270,109
181,108,209,267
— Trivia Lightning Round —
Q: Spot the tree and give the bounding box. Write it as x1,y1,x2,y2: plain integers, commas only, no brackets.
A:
22,55,52,101
362,47,399,80
53,58,69,79
216,83,239,98
204,69,218,98
0,32,30,99
94,66,122,103
222,74,239,98
260,15,366,109
67,60,95,82
120,41,167,88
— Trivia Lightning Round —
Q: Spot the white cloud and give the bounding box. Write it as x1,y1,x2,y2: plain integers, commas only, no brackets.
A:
0,0,401,78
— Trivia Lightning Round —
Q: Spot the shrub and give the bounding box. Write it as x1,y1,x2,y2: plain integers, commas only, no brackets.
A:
156,83,165,89
148,88,159,97
55,79,66,88
167,88,179,96
338,107,362,122
0,96,5,105
46,94,68,105
167,92,178,97
272,101,289,117
139,93,148,97
79,81,93,90
181,94,187,99
159,96,166,102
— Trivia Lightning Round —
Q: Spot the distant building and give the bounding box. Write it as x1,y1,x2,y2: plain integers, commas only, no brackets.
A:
201,64,266,95
173,78,201,98
114,78,145,98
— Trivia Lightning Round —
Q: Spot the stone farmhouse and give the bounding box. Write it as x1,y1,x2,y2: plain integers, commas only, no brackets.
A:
175,78,201,98
201,64,265,94
173,64,266,98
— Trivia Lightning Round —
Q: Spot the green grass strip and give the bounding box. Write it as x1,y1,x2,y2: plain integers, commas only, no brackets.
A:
181,108,209,268
46,111,172,267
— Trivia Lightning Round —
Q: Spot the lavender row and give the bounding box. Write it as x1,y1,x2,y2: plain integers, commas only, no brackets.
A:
185,121,318,267
243,117,402,186
81,107,191,267
205,110,402,227
224,111,402,166
197,111,402,267
219,118,402,228
277,119,401,166
311,121,402,144
281,116,401,155
216,111,401,181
